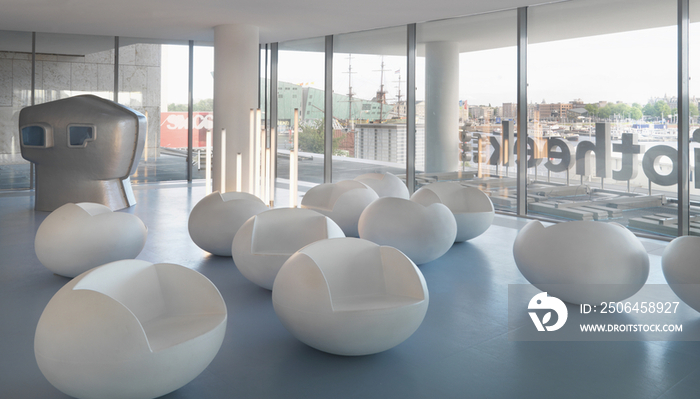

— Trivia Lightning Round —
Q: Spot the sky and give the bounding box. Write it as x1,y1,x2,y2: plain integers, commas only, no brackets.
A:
162,22,700,108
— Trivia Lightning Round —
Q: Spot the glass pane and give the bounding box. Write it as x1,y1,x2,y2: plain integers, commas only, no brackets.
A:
528,0,677,237
332,26,407,182
68,125,94,147
417,11,516,210
277,37,326,206
121,38,187,183
690,1,700,235
35,32,116,104
0,31,35,189
191,44,214,182
21,126,46,147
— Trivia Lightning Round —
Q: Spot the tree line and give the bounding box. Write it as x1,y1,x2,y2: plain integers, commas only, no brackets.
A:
584,100,699,121
168,99,213,112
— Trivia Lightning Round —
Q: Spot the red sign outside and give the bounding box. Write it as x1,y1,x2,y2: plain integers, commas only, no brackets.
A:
160,112,213,148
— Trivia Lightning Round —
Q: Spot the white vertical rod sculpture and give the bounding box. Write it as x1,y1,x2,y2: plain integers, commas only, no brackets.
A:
249,109,255,193
255,109,262,199
260,126,267,203
205,130,212,194
144,111,149,162
236,153,242,192
270,127,276,208
290,108,299,208
265,147,271,204
220,128,227,193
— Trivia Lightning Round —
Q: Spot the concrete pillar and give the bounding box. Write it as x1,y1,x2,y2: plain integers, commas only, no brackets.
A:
425,41,459,173
213,24,259,193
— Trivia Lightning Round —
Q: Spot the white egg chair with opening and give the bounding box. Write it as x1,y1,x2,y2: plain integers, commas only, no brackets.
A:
35,259,227,399
301,180,378,237
188,191,268,256
354,172,409,199
232,208,345,290
411,182,494,242
272,238,429,356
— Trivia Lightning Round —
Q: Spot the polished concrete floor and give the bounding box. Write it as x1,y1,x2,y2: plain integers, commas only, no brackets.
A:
1,183,700,398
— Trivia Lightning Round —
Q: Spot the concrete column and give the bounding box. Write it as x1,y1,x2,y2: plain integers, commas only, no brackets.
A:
425,41,459,173
213,24,259,193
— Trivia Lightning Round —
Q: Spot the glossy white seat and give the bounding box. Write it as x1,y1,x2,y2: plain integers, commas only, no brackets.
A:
232,208,345,290
34,259,227,399
411,182,494,242
272,238,429,356
662,236,700,313
513,220,649,304
188,191,268,256
358,197,457,265
34,202,147,277
354,172,409,199
300,180,378,237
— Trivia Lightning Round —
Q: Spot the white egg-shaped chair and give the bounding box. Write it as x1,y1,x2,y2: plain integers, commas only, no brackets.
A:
358,197,457,265
300,180,379,237
272,238,428,356
513,220,649,305
662,236,700,313
354,172,409,199
35,202,147,278
35,259,227,399
411,182,494,242
232,208,345,290
188,191,268,256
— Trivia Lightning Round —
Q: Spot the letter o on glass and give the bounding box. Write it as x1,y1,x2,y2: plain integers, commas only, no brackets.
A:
642,145,677,186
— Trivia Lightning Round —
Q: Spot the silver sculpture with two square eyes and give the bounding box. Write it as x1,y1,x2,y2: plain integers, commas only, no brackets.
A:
19,95,146,211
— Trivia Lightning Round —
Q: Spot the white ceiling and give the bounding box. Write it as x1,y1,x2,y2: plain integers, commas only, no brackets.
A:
0,0,549,44
0,0,689,56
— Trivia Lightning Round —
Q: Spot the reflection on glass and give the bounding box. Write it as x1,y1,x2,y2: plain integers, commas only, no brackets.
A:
67,125,94,147
192,45,214,183
331,26,407,184
1,32,38,188
417,11,517,210
690,0,700,234
21,126,47,147
528,0,679,236
277,37,325,206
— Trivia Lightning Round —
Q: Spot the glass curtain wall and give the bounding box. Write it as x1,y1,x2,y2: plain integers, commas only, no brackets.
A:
689,0,700,234
191,44,214,181
331,26,407,182
416,11,517,210
121,38,186,183
276,37,325,206
528,0,679,236
258,45,273,204
0,31,33,189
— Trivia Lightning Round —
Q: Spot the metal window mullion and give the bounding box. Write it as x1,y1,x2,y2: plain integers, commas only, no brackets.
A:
324,35,333,183
271,43,279,202
30,32,36,190
187,40,194,182
407,23,417,194
678,0,690,236
517,7,528,216
114,36,119,103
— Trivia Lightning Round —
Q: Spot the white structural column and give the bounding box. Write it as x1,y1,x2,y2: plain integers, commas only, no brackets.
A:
213,25,259,193
424,41,459,173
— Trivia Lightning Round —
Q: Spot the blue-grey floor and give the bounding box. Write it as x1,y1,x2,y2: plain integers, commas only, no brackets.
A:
1,183,699,399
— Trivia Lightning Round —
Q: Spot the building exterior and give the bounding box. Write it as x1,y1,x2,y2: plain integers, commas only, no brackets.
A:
502,102,517,119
